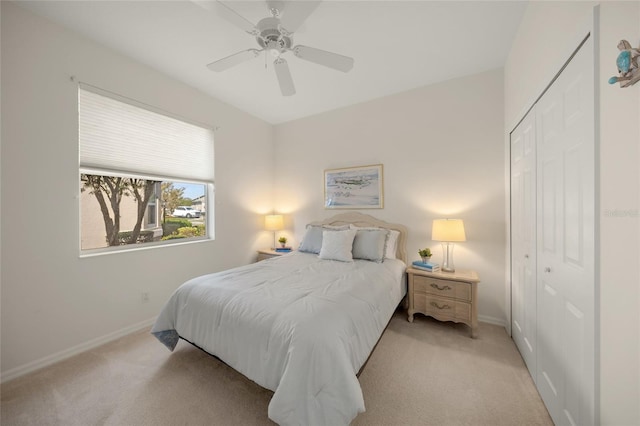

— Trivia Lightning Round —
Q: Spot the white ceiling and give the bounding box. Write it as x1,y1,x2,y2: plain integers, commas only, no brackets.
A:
15,0,528,124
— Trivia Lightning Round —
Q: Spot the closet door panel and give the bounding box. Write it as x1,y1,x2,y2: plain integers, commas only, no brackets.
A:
523,163,536,357
536,35,595,426
564,145,584,266
510,107,537,378
541,157,558,255
539,281,563,405
512,169,524,335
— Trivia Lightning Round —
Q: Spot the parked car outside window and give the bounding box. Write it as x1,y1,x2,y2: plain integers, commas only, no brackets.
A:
172,206,201,218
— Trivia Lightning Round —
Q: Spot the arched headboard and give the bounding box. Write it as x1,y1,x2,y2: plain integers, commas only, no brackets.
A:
308,212,408,263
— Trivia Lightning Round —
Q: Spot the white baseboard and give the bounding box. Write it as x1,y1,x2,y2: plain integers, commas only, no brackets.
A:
479,315,506,328
1,317,156,384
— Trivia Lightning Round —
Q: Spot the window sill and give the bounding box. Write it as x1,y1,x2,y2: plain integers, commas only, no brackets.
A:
79,236,213,258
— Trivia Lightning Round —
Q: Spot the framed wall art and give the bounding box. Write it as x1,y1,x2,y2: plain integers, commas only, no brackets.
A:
324,164,383,209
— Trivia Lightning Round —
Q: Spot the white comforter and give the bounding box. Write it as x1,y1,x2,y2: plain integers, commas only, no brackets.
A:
151,251,406,425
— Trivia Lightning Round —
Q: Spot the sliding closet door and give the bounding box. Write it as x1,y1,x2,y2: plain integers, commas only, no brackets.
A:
510,108,537,380
536,35,595,426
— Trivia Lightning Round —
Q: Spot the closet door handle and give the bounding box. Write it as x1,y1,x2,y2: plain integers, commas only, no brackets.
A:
544,267,551,273
525,254,529,259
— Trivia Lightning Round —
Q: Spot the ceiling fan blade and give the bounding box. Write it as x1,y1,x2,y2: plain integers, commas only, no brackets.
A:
193,1,258,35
275,1,321,34
293,45,354,72
273,58,296,96
207,49,261,72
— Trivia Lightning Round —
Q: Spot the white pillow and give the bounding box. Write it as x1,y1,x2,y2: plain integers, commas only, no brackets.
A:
318,229,357,262
352,228,389,262
385,230,400,259
299,224,349,254
350,224,399,259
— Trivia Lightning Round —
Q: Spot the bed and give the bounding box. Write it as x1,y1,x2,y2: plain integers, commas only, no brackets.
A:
151,212,408,425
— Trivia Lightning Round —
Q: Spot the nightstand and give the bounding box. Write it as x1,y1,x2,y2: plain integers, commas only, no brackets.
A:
406,268,480,338
257,248,293,262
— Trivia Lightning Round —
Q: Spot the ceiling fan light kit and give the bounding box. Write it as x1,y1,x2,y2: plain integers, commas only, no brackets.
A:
202,0,354,96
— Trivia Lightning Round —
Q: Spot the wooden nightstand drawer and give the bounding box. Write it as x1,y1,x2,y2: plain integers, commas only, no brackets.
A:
413,275,471,302
414,294,471,322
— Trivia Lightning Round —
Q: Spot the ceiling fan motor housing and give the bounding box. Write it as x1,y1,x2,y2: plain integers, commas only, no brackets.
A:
256,17,292,54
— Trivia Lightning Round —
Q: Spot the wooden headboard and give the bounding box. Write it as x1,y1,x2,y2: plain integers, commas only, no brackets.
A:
308,212,408,263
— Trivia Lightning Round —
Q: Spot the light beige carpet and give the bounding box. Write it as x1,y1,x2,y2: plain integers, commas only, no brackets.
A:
1,310,552,425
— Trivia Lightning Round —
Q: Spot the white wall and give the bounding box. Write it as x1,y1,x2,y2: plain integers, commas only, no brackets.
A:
598,4,640,424
504,2,640,424
505,1,596,128
0,2,275,380
0,0,3,377
274,69,507,324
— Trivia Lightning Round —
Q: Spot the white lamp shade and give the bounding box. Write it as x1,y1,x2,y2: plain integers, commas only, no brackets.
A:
432,219,466,242
265,214,284,231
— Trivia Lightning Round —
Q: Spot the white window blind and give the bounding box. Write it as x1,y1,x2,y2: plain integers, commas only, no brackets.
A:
79,86,214,182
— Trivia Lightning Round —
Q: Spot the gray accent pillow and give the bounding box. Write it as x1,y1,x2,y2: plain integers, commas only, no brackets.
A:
350,224,399,259
298,224,349,254
352,228,389,263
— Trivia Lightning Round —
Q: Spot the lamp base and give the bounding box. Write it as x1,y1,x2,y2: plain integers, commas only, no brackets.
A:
441,242,456,273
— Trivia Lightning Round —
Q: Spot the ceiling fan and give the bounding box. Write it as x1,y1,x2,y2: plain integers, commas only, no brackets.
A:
195,0,354,96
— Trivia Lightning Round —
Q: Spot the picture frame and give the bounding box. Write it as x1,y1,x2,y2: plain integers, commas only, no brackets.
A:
324,164,384,209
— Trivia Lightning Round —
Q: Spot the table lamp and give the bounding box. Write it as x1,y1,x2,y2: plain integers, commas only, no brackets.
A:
432,219,466,273
265,214,284,249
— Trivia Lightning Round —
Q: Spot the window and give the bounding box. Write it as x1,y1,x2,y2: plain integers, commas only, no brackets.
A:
79,85,214,253
146,184,158,227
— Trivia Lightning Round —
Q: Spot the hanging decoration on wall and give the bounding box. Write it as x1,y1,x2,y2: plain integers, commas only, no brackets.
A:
608,40,640,87
324,164,383,209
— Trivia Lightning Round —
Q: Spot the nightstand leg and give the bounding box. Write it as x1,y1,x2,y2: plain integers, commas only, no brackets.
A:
408,310,414,323
470,326,478,338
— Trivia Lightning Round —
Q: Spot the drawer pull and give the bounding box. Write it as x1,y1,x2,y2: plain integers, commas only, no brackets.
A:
430,283,452,291
430,301,451,310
